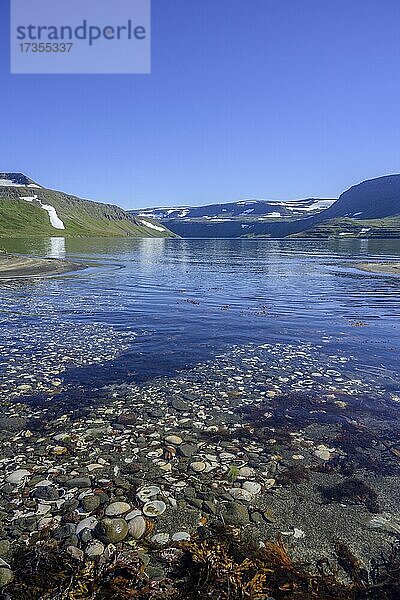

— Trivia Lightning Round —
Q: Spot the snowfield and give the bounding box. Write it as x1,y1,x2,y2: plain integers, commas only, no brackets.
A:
139,219,166,232
20,195,65,230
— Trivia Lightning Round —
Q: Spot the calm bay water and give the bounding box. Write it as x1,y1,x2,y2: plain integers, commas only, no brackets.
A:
0,237,399,388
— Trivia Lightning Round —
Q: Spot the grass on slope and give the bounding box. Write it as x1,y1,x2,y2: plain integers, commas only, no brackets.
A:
290,216,400,239
0,191,173,238
0,197,58,237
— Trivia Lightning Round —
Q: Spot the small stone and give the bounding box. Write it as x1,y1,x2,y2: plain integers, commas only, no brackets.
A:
66,477,91,489
242,481,261,495
105,502,131,516
145,565,166,581
238,467,254,478
81,495,101,513
171,399,189,412
0,541,10,558
32,486,59,501
165,435,183,445
221,501,250,526
178,443,198,458
0,568,14,588
6,469,30,485
228,488,253,502
314,445,333,461
94,518,128,544
190,461,206,473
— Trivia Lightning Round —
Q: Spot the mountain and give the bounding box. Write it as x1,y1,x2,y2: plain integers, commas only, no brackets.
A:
0,173,174,238
129,197,335,238
129,175,400,238
269,174,400,238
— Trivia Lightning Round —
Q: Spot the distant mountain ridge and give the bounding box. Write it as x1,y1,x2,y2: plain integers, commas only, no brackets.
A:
130,175,400,239
131,197,335,221
0,173,173,238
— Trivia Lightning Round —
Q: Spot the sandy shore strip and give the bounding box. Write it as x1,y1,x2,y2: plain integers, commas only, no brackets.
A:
0,253,84,279
355,262,400,275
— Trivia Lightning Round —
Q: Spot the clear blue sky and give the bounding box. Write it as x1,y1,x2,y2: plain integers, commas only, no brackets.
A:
1,0,400,209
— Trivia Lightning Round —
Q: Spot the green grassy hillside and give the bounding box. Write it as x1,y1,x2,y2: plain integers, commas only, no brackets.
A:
0,179,174,238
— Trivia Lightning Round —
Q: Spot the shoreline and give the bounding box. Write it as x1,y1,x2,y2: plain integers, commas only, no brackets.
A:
355,261,400,275
0,252,84,279
1,342,399,596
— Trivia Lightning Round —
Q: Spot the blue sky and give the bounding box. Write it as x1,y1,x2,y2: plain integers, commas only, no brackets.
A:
1,0,400,209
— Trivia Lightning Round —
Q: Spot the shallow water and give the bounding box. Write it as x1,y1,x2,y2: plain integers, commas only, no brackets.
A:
0,237,399,391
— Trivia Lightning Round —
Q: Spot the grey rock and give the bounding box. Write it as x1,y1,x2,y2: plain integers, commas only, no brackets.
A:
178,443,198,458
221,501,250,526
33,486,59,501
171,398,189,412
81,495,101,513
65,477,91,489
0,417,26,432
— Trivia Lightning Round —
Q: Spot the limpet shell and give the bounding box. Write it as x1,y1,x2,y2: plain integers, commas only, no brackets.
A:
128,515,146,539
151,532,170,545
137,485,161,502
143,500,166,517
172,531,191,541
105,502,131,516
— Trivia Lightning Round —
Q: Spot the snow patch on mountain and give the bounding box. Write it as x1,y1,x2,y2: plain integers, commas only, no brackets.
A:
139,219,166,232
20,194,65,230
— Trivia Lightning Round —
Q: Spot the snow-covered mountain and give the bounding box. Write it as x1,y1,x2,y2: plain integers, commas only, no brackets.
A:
131,197,335,222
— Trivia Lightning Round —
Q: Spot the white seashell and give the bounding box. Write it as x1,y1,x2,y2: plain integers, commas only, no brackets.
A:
165,435,183,445
125,509,142,521
85,541,104,557
105,502,131,516
242,481,261,495
6,469,30,485
190,461,206,473
137,485,161,502
128,515,146,539
76,517,98,535
228,488,253,502
151,532,170,545
143,500,166,517
147,449,163,458
172,531,191,541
